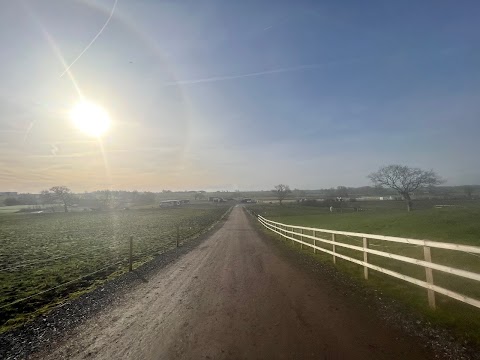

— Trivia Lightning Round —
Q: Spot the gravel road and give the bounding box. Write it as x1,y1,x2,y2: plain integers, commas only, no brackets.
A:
34,206,434,360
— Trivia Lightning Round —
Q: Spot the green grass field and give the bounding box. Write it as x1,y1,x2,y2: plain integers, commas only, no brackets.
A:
250,202,480,343
0,205,32,214
0,204,229,332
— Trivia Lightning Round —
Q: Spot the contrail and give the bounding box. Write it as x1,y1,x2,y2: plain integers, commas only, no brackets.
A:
163,58,364,86
61,0,118,77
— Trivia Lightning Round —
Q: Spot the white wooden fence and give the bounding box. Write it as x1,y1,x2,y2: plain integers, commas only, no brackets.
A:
256,214,480,310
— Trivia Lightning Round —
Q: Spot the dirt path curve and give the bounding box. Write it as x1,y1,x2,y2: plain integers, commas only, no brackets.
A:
38,206,431,360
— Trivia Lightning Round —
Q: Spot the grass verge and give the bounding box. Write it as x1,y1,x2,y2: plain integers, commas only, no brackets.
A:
249,203,480,344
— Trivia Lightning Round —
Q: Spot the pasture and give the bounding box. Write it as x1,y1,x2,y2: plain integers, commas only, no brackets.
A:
0,204,229,332
250,201,480,342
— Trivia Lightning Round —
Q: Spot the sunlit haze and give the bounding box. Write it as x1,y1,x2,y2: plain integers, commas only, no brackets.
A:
1,0,479,192
70,100,111,138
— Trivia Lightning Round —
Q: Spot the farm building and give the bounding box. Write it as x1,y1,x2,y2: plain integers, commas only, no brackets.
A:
209,197,226,203
240,198,256,203
160,200,181,207
356,196,401,201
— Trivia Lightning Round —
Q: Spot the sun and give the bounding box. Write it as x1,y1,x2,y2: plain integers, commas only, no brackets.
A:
70,100,111,137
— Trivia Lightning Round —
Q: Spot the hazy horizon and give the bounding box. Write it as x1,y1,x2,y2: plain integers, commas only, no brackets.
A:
2,183,479,196
1,0,480,192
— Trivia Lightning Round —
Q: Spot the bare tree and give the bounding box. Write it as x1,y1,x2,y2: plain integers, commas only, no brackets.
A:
49,186,74,213
272,184,292,205
368,165,443,212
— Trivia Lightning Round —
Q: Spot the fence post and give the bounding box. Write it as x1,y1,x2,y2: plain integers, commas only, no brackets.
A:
313,230,317,254
291,227,294,245
129,235,133,272
423,246,436,309
332,233,336,264
363,237,369,280
176,224,180,248
300,229,304,249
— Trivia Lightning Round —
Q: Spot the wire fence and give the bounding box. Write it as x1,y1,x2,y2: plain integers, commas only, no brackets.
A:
0,245,115,272
0,206,233,313
0,259,126,310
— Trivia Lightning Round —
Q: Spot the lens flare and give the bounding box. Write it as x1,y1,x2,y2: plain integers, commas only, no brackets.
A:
70,100,111,137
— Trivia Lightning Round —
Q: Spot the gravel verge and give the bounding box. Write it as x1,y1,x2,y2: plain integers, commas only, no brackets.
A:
246,209,480,360
0,212,230,360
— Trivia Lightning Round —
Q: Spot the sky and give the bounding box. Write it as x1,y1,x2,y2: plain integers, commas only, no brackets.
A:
1,0,479,192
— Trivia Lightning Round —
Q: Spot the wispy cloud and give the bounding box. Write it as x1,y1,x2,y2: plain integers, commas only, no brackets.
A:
28,152,98,159
163,58,366,86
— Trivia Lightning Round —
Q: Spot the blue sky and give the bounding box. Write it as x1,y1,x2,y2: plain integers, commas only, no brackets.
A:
1,0,479,192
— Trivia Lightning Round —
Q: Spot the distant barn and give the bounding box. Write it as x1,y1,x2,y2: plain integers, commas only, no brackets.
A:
209,197,226,203
160,200,181,207
240,198,256,203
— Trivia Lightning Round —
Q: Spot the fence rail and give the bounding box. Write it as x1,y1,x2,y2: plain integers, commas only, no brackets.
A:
256,214,480,310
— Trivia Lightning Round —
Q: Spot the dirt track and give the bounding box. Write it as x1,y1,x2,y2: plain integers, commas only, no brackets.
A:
37,206,432,360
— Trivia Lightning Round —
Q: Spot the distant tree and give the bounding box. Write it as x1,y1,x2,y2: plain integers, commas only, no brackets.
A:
18,193,38,205
336,186,349,199
368,165,443,212
272,184,292,205
130,190,139,204
195,192,206,200
98,190,112,209
464,185,474,199
293,188,306,198
324,187,336,197
40,190,55,210
49,186,74,213
4,197,20,206
139,191,156,205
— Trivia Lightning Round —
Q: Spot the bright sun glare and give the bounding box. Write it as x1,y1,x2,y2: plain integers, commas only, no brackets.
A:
70,100,111,137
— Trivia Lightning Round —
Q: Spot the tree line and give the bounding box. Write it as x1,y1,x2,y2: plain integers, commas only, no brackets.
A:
1,164,477,213
1,188,160,212
273,164,448,212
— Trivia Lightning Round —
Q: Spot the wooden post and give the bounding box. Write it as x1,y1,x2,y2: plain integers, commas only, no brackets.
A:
332,233,336,264
313,230,317,254
363,237,369,280
176,225,180,248
129,235,133,272
300,229,304,249
423,246,436,309
291,227,294,245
